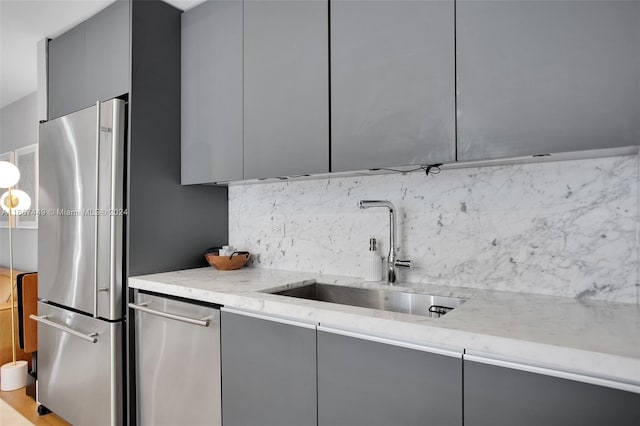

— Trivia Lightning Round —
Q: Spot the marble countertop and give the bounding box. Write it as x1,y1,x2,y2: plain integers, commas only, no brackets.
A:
129,267,640,385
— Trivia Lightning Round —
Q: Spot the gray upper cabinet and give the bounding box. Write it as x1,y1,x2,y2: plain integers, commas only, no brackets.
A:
317,328,463,426
243,0,329,179
48,0,129,120
457,0,640,161
181,0,243,184
221,309,317,426
330,0,456,172
464,356,640,426
48,23,86,120
84,0,130,105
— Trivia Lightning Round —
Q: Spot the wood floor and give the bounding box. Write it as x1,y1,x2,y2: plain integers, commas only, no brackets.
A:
0,388,69,426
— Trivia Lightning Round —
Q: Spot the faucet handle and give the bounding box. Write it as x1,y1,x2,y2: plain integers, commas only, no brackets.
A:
395,260,412,269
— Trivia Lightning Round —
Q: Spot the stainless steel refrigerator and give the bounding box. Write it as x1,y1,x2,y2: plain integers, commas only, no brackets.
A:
34,98,126,426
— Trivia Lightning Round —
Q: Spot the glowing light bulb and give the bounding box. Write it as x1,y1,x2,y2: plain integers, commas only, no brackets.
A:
0,190,31,213
0,161,20,188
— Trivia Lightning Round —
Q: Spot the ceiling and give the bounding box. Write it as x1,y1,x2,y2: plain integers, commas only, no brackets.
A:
0,0,205,109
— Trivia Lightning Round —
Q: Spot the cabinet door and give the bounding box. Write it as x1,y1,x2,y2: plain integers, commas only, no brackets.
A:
221,309,317,426
243,0,329,179
457,0,640,161
464,356,640,426
330,0,455,172
84,0,130,104
317,327,462,426
48,23,86,119
181,0,243,184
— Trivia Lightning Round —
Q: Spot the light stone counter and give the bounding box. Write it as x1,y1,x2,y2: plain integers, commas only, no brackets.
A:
129,267,640,386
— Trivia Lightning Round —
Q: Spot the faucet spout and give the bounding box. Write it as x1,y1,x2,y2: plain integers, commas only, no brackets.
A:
359,200,395,212
358,200,410,284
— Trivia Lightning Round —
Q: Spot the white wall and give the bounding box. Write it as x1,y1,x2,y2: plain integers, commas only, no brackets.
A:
0,92,38,271
230,154,639,304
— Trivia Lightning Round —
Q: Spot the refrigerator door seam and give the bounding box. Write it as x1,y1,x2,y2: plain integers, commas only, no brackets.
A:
94,100,101,319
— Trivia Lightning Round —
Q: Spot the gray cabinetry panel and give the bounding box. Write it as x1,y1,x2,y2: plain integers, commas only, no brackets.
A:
48,0,129,120
48,23,86,119
127,0,229,276
457,0,640,161
181,0,243,184
331,0,455,171
85,0,130,105
317,330,462,426
464,359,640,426
221,310,317,426
243,0,329,179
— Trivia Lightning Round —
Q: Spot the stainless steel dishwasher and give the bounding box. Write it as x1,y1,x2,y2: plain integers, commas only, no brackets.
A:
130,291,221,426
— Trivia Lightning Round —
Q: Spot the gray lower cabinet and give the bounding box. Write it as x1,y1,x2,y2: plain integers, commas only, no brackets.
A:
330,0,455,172
457,0,640,161
219,309,639,426
464,354,640,426
48,0,129,120
220,308,317,426
181,0,243,184
243,0,329,179
317,326,463,426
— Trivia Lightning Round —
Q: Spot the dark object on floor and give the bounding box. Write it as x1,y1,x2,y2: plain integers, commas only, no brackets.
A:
37,404,52,416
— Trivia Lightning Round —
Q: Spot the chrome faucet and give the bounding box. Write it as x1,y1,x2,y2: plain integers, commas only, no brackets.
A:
359,200,411,284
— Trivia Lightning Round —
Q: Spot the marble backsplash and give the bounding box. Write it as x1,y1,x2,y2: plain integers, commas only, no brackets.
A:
229,155,639,304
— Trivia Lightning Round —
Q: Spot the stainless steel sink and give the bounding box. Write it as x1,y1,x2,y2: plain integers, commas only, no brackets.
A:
271,282,466,318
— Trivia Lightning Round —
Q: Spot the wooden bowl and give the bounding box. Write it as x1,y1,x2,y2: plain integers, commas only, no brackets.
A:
205,252,250,270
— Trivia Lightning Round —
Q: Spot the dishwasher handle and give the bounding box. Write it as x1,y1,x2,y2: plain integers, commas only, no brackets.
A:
30,314,99,343
128,302,211,327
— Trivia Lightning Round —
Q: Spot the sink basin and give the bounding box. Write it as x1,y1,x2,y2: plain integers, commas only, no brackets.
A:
271,282,466,318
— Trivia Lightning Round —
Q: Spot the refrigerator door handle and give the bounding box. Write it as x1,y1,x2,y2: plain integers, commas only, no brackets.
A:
94,100,101,319
30,314,99,343
128,302,211,327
